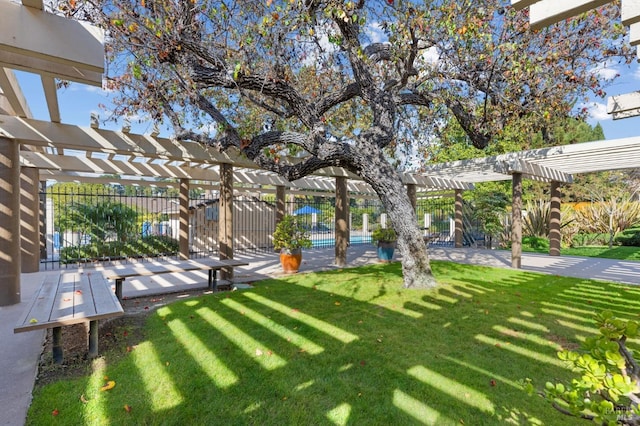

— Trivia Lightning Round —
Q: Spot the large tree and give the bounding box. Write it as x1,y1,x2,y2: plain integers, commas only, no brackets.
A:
63,0,634,288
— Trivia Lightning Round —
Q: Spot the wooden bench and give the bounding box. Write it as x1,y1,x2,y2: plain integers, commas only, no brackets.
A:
97,258,249,301
14,271,124,364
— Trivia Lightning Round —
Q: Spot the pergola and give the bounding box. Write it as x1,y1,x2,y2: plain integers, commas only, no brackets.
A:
0,0,639,306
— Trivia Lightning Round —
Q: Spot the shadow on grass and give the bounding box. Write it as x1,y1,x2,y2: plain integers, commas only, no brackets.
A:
28,262,640,425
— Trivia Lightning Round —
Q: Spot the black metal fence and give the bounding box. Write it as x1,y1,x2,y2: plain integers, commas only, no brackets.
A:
40,184,481,269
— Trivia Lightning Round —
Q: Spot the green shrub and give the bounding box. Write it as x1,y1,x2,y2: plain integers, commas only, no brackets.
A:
571,232,614,247
523,201,551,238
522,236,549,250
273,215,312,252
60,235,178,263
615,226,640,247
371,226,397,244
523,310,640,425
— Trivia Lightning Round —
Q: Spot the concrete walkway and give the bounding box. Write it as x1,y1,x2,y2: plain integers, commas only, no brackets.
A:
1,246,639,425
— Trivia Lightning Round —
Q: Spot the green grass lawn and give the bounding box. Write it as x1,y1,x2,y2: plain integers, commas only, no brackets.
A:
522,244,640,261
27,261,640,425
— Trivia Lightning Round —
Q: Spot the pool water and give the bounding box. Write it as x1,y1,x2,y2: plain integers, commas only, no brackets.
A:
311,235,372,247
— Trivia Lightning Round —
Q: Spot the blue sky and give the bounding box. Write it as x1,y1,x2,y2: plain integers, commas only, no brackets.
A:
13,59,640,141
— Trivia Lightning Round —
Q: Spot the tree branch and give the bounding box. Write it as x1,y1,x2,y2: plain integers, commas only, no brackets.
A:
251,154,346,181
445,98,492,149
619,336,640,381
315,82,361,116
188,63,316,127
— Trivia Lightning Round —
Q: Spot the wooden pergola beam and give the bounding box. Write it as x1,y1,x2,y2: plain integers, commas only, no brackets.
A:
0,68,32,118
0,1,104,86
528,0,611,30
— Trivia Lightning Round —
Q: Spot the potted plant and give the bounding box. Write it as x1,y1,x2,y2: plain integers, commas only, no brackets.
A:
372,226,397,262
273,215,313,273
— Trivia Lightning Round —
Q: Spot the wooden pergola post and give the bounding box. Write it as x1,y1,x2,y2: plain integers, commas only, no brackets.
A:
549,181,562,256
275,185,286,225
454,189,464,248
219,163,234,280
39,180,48,260
335,177,349,267
179,178,190,260
511,173,523,268
20,166,40,273
0,138,21,305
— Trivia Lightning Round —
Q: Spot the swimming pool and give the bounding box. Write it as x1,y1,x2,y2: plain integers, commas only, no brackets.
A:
311,235,372,247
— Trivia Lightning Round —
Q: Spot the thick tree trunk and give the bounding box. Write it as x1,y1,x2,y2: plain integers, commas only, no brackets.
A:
359,155,438,289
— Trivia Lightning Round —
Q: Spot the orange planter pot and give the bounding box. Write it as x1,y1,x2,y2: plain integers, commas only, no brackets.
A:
280,250,302,273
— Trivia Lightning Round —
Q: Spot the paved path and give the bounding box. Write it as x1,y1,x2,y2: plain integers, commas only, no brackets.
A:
1,246,639,425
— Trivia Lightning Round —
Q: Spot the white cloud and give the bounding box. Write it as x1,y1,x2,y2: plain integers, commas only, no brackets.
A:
585,101,611,121
365,22,387,44
421,46,439,66
591,61,620,81
299,21,339,68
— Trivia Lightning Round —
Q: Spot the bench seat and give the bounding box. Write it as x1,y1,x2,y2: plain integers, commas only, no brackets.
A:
14,271,123,363
96,258,249,300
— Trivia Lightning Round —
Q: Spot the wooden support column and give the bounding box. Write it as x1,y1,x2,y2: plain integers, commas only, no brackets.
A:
219,163,234,280
549,181,562,257
276,185,286,225
21,166,40,273
0,138,21,306
335,177,349,267
511,173,523,269
39,181,47,260
179,178,190,260
454,189,464,248
406,184,417,210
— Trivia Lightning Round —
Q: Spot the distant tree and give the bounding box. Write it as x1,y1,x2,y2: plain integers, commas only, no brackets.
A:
59,0,634,288
61,201,140,243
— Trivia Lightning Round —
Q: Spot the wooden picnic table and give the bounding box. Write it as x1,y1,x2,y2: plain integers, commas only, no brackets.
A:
96,258,249,300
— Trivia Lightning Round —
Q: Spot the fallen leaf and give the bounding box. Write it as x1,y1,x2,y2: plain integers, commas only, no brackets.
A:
123,330,128,336
100,381,116,391
267,350,273,356
256,349,263,356
52,409,59,416
124,404,132,412
75,290,82,295
490,380,497,387
335,301,341,306
29,318,38,324
80,394,89,404
165,361,170,366
360,360,366,366
495,343,501,348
